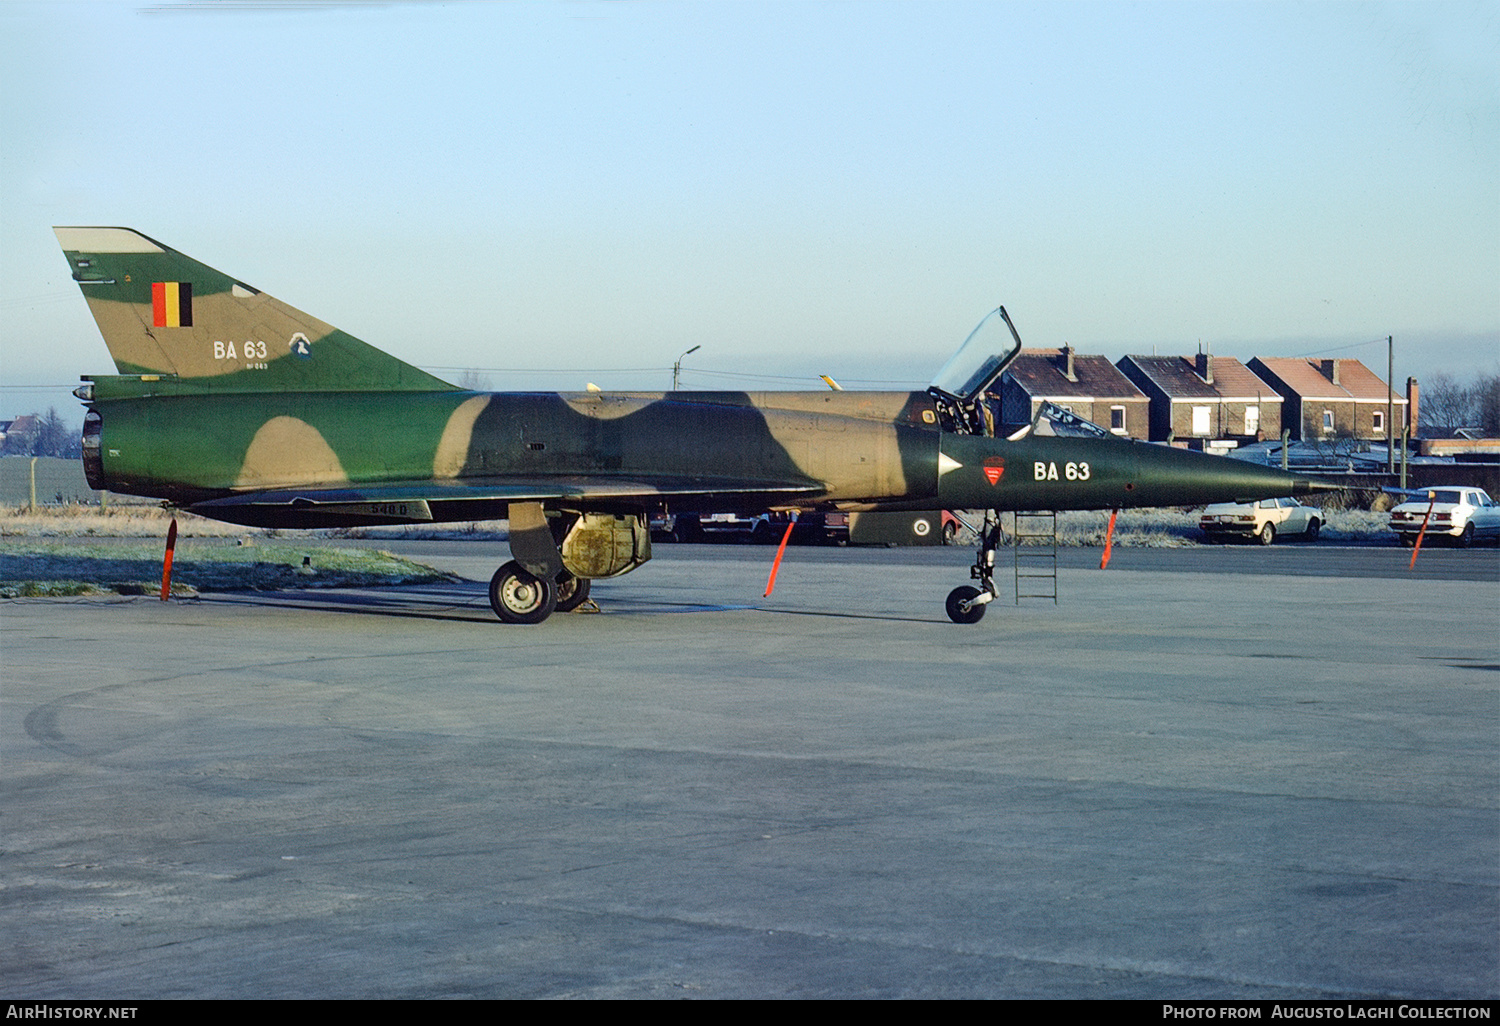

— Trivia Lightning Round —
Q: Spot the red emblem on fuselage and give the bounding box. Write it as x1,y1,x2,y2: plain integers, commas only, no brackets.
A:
983,457,1005,486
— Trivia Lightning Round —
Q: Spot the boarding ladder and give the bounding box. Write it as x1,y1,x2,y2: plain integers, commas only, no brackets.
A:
1012,511,1059,604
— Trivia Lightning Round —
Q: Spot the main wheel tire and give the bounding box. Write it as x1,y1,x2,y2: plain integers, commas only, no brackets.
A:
942,520,958,545
946,585,987,624
1457,523,1475,548
1306,519,1320,542
489,561,557,624
554,574,592,613
1258,523,1276,546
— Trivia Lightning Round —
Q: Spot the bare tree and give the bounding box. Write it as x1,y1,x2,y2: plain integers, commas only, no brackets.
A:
38,408,81,458
1419,373,1479,435
1478,372,1500,437
456,369,492,391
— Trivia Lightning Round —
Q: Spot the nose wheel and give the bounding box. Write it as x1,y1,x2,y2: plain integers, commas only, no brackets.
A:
945,585,987,624
946,510,1002,624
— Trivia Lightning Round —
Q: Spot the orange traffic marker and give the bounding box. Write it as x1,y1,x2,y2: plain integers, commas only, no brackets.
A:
1101,509,1119,569
160,517,178,601
763,519,797,597
1409,493,1435,569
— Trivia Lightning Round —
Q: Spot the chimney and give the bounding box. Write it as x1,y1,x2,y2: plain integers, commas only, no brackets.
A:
1195,345,1213,384
1320,358,1340,385
1059,345,1077,382
1407,377,1419,438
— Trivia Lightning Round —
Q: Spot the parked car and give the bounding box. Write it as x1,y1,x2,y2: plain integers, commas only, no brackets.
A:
1388,487,1500,547
1199,497,1322,545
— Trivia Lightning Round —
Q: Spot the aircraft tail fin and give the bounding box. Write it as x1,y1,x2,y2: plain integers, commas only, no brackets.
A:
54,227,455,392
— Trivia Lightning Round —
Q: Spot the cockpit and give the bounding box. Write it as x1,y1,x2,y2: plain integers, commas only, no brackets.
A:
925,306,1024,436
925,307,1115,441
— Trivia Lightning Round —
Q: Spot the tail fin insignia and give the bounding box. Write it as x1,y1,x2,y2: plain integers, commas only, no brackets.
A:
151,282,193,328
55,227,454,393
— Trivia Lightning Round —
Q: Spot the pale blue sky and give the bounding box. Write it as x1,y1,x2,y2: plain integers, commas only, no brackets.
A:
2,0,1496,420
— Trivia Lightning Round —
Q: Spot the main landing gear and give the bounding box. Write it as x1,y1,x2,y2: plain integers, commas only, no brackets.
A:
946,510,1003,624
486,564,591,621
489,561,556,624
554,573,592,613
488,562,595,624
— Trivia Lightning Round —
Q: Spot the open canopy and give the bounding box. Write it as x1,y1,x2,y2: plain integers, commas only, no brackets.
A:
927,306,1025,401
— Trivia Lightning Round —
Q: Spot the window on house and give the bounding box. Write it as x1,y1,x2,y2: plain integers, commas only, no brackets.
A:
1191,406,1210,436
1245,405,1259,435
1110,406,1127,434
1322,410,1334,433
1372,410,1385,435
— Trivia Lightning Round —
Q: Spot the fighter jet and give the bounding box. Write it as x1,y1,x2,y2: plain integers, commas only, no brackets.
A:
55,227,1327,624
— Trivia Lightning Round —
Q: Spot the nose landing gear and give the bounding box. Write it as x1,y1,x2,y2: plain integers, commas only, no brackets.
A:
946,510,1003,624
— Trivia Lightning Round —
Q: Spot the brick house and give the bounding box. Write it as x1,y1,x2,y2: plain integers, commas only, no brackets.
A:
998,347,1151,439
1116,353,1284,443
1247,358,1408,441
0,414,39,453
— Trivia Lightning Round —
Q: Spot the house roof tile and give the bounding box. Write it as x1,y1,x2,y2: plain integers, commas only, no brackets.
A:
1004,349,1148,400
1250,357,1404,402
1119,355,1282,402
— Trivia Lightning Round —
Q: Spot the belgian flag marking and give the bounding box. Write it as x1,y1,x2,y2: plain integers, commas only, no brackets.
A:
151,282,193,327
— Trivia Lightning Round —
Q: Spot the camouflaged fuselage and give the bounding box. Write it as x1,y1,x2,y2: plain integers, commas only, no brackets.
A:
84,382,1321,529
85,387,942,525
61,226,1324,532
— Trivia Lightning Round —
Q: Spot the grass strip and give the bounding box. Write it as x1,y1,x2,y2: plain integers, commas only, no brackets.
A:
0,540,456,598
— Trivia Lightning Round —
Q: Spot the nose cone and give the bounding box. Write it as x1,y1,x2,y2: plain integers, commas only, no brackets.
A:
1125,444,1334,507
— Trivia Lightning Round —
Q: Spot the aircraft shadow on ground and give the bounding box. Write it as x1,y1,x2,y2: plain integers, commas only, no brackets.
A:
759,606,949,625
205,583,944,625
201,584,767,624
1,550,983,625
202,584,500,624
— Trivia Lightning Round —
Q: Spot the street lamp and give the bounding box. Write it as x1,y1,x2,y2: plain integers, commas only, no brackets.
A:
672,345,701,391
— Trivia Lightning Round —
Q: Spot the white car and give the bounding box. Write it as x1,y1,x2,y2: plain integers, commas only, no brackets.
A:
1388,487,1500,547
1199,497,1322,545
